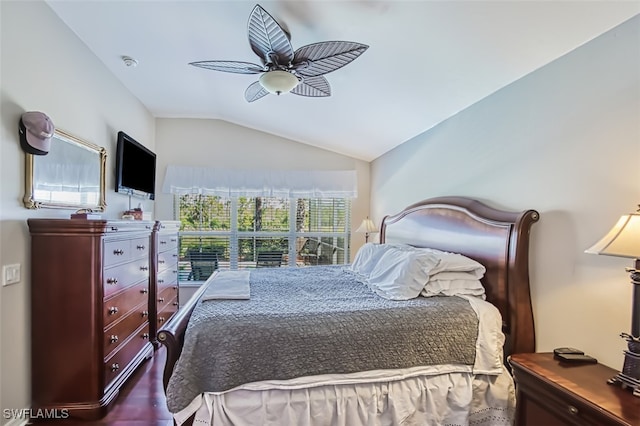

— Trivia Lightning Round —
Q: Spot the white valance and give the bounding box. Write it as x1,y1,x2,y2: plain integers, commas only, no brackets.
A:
162,165,358,198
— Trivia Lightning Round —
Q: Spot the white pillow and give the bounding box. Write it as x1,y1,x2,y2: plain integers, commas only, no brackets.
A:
416,248,486,278
367,248,440,300
349,243,414,277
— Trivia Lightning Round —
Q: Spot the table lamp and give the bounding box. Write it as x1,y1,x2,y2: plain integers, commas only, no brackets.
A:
356,217,378,243
585,209,640,397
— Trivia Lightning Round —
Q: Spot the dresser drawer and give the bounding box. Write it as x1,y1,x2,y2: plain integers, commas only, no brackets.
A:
104,323,151,387
157,267,178,291
157,233,178,252
157,296,179,327
104,236,150,267
157,250,178,274
103,302,149,358
104,282,150,327
157,286,178,310
103,258,150,298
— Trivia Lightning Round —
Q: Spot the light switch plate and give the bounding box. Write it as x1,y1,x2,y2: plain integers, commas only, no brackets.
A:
2,264,21,286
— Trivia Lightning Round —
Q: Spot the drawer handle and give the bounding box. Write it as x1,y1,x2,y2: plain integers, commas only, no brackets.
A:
109,335,119,344
172,254,178,258
137,244,146,250
140,288,148,294
160,240,167,245
106,277,118,285
113,249,124,255
173,302,179,306
172,286,178,290
170,238,177,242
140,266,149,271
158,297,165,303
111,227,119,232
159,260,166,264
568,405,578,416
158,279,164,284
142,333,150,340
158,317,166,323
141,310,149,317
108,306,119,315
111,363,120,372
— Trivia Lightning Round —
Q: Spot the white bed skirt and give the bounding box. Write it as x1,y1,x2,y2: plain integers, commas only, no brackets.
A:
175,368,515,426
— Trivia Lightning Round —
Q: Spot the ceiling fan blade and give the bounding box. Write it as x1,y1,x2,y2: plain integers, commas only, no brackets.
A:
291,76,331,97
245,81,270,102
189,60,264,75
293,41,369,77
248,4,294,66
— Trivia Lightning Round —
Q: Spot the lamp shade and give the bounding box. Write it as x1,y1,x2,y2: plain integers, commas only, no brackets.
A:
585,213,640,258
259,71,299,95
356,218,378,234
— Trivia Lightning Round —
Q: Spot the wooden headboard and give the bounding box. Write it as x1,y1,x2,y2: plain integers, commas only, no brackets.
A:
380,196,539,358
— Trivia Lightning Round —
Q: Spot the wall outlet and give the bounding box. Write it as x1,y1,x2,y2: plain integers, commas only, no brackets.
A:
3,264,21,286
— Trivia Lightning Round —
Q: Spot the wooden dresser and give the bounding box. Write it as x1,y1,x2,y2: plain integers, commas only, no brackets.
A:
28,219,155,420
509,352,640,426
151,220,180,346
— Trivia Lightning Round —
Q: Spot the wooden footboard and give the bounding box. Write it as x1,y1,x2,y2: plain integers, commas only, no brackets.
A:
157,272,216,390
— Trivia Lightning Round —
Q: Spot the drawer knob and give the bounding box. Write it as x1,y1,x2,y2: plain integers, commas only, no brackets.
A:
158,297,165,303
137,244,146,250
568,405,578,415
159,259,166,264
141,310,149,317
159,317,166,323
142,333,150,340
140,265,149,271
108,306,119,315
158,279,164,284
110,363,120,372
106,277,118,285
173,302,179,306
113,249,124,255
109,335,119,344
140,288,149,294
160,240,167,245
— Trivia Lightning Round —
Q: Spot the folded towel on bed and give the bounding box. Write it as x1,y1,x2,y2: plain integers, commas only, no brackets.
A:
202,270,251,300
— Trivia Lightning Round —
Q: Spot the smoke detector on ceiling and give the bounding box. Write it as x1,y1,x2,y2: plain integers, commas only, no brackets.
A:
122,56,138,68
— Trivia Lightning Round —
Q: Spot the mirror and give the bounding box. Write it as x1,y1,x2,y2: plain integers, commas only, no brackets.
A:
24,128,107,211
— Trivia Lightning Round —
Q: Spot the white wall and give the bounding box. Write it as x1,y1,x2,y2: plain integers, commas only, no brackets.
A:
371,15,640,370
0,2,155,423
153,118,371,252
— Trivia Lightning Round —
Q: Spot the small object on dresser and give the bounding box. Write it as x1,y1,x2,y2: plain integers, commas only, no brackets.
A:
71,209,101,219
553,347,584,356
123,209,143,220
555,353,598,363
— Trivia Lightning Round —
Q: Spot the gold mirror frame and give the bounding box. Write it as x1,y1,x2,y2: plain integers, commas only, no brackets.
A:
24,128,107,211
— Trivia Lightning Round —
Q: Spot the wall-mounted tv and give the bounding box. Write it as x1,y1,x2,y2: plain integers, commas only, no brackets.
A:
115,131,156,200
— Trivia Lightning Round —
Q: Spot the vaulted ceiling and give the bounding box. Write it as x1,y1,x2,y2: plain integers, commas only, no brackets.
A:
45,1,639,161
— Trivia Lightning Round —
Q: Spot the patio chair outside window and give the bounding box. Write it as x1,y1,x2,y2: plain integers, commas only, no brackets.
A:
299,238,320,265
187,248,219,280
256,250,283,268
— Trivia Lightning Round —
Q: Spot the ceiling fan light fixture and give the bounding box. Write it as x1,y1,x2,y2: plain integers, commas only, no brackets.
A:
259,70,298,95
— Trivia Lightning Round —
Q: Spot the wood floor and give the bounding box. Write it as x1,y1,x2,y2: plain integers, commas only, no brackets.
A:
34,346,173,425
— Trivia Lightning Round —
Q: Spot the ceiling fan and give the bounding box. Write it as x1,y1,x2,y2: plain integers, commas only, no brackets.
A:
189,4,369,102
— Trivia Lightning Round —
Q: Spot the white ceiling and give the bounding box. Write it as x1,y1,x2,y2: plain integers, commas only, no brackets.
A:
45,1,639,161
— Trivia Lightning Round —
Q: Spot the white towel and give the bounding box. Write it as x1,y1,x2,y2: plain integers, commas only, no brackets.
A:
202,270,251,300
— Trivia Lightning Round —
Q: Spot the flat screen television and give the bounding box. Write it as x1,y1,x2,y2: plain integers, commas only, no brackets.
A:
115,131,156,200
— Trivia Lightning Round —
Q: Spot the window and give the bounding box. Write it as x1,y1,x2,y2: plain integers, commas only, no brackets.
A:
176,194,350,281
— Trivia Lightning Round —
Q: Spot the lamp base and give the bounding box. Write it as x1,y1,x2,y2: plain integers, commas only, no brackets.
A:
607,333,640,397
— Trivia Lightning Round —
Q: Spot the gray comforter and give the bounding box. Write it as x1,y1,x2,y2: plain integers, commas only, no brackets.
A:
166,265,479,413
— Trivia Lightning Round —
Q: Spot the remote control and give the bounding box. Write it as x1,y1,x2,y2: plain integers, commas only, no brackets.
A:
553,347,584,356
555,353,598,363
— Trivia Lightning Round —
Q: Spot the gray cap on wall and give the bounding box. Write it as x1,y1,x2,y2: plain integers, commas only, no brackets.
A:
19,111,55,155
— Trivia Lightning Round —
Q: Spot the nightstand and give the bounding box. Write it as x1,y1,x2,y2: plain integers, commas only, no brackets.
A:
509,353,640,426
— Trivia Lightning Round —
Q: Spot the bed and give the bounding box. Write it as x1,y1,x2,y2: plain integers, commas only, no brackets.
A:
157,196,539,425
